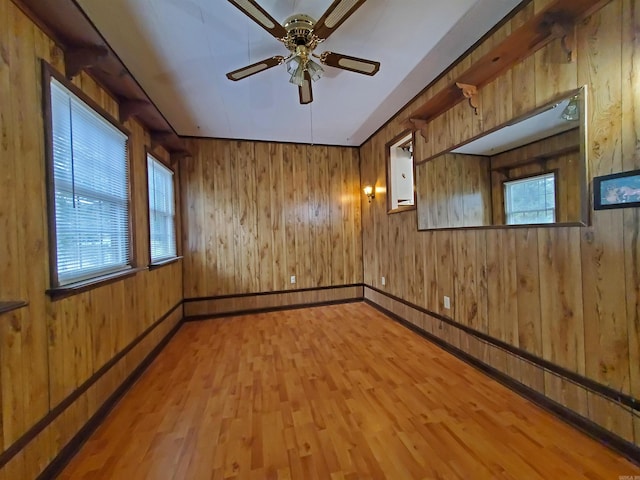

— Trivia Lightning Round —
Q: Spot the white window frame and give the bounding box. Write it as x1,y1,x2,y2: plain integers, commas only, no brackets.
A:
504,172,557,225
147,154,177,264
44,65,133,290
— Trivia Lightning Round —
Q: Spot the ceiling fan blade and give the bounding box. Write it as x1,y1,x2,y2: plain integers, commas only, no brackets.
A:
227,0,288,39
298,71,313,104
319,52,380,76
313,0,367,40
226,56,285,81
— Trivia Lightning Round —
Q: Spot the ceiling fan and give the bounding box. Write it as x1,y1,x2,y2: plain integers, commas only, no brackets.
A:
226,0,380,104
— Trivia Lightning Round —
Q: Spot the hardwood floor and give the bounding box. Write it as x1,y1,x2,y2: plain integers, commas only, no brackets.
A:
59,303,638,479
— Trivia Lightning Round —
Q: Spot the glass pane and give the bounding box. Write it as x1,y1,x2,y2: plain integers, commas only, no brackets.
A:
504,173,555,225
147,155,176,262
50,78,130,285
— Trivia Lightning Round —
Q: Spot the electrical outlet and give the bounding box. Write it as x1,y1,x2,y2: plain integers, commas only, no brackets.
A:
381,276,386,286
444,296,451,310
290,275,296,284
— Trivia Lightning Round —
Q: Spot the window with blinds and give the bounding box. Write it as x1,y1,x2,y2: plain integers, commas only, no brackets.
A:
48,76,131,286
147,155,177,263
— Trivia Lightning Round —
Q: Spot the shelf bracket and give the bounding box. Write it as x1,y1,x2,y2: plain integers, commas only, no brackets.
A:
546,13,576,63
456,82,479,115
119,99,150,123
170,150,192,164
150,130,175,150
408,118,429,141
65,45,108,79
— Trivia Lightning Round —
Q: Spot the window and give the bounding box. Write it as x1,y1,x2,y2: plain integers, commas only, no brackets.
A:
386,131,415,213
147,154,176,263
47,75,131,287
504,172,556,225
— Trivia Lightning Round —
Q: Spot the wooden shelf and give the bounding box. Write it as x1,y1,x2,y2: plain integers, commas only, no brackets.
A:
11,0,191,157
403,0,612,136
0,301,28,315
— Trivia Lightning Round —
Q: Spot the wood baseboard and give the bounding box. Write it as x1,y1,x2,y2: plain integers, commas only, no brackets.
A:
183,285,364,319
0,301,183,476
36,318,183,479
363,291,640,466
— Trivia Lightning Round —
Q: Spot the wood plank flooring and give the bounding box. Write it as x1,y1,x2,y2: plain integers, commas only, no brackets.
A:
58,303,639,479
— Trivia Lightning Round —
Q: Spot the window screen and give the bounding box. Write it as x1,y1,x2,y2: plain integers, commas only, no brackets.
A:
147,155,176,262
49,77,130,285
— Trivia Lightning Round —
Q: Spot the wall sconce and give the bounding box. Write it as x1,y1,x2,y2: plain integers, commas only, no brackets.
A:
363,185,375,203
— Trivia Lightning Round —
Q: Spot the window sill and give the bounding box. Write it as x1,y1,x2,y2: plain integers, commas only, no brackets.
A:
387,205,416,215
46,267,146,300
0,301,28,315
148,256,183,271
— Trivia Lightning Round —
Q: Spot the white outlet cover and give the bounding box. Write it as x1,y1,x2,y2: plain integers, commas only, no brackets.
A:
290,275,296,284
381,276,386,286
444,296,451,309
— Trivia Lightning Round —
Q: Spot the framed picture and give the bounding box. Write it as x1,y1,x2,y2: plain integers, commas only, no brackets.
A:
594,169,640,210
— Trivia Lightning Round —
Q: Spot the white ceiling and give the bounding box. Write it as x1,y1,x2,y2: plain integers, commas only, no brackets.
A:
452,97,580,156
77,0,522,146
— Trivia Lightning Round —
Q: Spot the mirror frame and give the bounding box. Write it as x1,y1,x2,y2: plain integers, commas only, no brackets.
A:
415,86,589,231
386,129,417,214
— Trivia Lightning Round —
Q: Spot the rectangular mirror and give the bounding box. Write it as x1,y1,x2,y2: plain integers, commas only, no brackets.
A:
416,86,588,230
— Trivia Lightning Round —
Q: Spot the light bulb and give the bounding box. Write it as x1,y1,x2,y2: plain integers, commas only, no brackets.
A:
289,64,306,86
286,56,300,75
306,59,324,82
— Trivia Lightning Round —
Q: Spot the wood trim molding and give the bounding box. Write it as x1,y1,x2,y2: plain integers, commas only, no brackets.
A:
184,298,363,322
46,267,146,300
184,285,365,320
385,130,417,214
363,285,640,413
0,300,183,470
35,314,184,480
148,256,183,271
0,301,28,315
183,283,366,302
364,299,640,466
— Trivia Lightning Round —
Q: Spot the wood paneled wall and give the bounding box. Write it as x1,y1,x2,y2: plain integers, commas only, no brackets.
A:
181,139,363,299
416,153,492,229
361,0,640,446
0,1,183,478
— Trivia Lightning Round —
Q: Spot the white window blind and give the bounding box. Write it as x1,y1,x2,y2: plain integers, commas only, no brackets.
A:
50,77,131,285
504,172,556,225
147,155,176,262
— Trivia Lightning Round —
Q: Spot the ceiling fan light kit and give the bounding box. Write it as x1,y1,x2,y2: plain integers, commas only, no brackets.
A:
226,0,380,104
